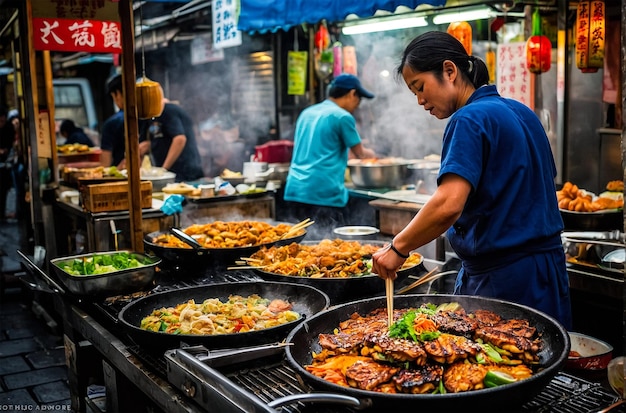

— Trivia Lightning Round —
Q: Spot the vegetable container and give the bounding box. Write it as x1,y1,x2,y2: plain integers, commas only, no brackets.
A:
50,250,161,296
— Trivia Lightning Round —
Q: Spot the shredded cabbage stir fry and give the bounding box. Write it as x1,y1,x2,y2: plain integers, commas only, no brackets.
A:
59,252,152,276
139,294,300,335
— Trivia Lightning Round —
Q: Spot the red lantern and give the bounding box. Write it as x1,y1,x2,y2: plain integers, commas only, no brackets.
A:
314,23,330,51
525,8,551,74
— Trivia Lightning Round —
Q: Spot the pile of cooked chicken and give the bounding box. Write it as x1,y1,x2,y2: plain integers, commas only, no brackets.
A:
305,303,543,394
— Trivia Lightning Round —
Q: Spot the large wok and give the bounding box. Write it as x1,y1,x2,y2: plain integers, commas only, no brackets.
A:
118,281,330,350
285,294,570,412
143,224,307,269
253,240,428,304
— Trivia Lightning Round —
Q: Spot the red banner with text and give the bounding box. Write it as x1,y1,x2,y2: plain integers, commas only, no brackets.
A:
32,17,122,53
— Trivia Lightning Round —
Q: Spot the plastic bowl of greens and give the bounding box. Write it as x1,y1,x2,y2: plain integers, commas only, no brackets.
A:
50,251,161,296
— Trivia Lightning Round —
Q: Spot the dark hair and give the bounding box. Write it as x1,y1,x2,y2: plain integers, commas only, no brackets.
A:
328,86,352,99
106,74,123,95
60,119,78,135
396,31,489,89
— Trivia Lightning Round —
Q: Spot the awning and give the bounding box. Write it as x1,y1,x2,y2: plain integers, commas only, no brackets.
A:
238,0,447,34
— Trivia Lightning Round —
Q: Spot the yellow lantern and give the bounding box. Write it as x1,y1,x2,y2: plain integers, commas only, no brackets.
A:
575,0,605,73
447,21,472,55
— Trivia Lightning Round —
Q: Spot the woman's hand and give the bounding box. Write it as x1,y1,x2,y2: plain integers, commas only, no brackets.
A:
372,244,406,281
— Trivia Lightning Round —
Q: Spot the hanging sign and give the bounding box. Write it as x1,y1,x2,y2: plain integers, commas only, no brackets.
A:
287,51,307,95
497,42,533,109
191,33,225,64
32,0,120,22
32,18,121,53
575,0,605,73
212,0,242,49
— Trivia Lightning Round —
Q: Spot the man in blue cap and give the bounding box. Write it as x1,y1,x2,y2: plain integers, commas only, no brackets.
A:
284,73,376,237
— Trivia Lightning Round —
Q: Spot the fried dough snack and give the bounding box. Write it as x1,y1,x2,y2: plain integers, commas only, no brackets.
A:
557,181,623,212
152,220,302,249
606,180,624,192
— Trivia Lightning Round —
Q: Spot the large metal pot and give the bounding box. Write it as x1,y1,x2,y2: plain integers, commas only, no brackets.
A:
348,159,414,189
118,281,330,350
285,294,569,412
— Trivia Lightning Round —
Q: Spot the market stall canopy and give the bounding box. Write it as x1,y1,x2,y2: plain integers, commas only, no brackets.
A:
237,0,447,33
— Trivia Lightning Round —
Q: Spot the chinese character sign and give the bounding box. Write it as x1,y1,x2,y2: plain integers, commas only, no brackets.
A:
33,18,121,53
212,0,242,49
496,42,533,109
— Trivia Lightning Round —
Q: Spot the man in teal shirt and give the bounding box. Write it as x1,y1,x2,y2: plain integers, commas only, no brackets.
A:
284,74,376,236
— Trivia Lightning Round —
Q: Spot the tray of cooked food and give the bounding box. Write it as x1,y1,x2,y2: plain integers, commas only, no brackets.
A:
143,219,309,268
50,250,161,296
557,180,623,231
285,294,569,411
243,239,426,304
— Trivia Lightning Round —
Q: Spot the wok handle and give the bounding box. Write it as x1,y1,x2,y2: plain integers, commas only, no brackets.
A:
267,393,371,410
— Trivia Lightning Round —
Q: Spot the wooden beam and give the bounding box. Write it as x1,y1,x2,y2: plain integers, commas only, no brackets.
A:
118,0,143,252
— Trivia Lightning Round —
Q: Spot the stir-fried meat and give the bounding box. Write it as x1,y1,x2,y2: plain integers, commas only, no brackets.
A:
363,331,428,364
473,309,502,326
318,333,363,354
443,362,488,393
431,310,479,336
345,359,400,391
339,308,407,335
493,318,537,339
474,326,540,354
422,333,482,364
393,364,444,394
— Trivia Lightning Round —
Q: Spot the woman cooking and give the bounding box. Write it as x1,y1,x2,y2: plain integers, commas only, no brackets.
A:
372,31,572,329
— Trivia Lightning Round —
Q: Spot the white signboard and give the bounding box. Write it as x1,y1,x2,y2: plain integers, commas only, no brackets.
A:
212,0,242,49
496,42,533,109
191,33,224,64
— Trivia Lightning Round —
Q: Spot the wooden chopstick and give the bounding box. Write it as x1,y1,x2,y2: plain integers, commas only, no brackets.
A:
386,277,394,328
281,219,315,239
226,265,267,270
396,266,441,295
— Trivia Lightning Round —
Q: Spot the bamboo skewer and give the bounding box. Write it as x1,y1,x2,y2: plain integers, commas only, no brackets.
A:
386,277,394,328
396,266,442,295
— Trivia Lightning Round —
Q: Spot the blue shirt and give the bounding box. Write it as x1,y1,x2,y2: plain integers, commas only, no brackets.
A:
440,85,564,261
284,100,362,207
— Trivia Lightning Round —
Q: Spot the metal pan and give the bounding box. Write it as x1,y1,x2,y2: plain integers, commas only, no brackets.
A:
285,294,569,412
252,240,427,304
118,281,330,350
560,208,623,231
49,250,160,296
143,222,307,269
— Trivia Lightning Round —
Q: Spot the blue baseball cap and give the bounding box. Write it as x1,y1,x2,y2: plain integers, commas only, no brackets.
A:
331,74,375,99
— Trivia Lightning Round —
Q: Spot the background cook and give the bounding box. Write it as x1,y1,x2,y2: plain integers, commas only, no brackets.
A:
283,73,377,238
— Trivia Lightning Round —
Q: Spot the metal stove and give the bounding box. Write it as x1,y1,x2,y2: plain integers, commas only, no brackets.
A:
79,262,625,413
157,344,624,413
